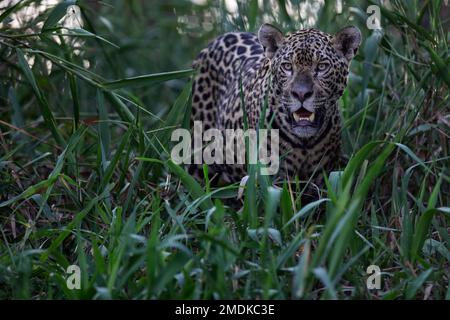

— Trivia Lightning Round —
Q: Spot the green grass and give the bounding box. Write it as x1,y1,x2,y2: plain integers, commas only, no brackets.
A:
0,0,449,299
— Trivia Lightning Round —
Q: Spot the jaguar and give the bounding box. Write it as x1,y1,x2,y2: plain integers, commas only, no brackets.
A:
188,23,361,185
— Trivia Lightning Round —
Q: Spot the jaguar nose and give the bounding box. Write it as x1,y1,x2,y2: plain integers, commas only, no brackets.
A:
291,84,313,103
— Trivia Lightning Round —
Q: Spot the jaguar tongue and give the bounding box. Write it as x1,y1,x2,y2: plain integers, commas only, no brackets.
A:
293,108,315,123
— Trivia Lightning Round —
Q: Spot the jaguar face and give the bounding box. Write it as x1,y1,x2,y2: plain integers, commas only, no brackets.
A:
258,24,361,138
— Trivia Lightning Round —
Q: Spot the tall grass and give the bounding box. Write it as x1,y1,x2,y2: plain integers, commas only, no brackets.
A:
0,0,448,299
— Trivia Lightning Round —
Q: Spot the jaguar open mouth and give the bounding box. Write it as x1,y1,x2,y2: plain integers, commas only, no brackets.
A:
291,107,315,126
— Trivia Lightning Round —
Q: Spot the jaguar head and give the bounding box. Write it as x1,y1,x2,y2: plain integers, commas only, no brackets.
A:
259,23,361,138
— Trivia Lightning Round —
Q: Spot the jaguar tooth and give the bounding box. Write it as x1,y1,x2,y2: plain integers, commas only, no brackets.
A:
293,112,314,122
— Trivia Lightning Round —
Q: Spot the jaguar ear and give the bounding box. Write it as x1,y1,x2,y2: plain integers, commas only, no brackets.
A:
258,23,285,59
332,26,361,61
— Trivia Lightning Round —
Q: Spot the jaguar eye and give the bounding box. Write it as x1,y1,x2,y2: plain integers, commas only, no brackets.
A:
317,63,329,72
281,62,293,72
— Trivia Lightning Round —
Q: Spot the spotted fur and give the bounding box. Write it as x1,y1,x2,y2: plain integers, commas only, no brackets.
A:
189,24,361,184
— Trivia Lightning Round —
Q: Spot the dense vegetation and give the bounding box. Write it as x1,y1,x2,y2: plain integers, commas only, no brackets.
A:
0,0,448,299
